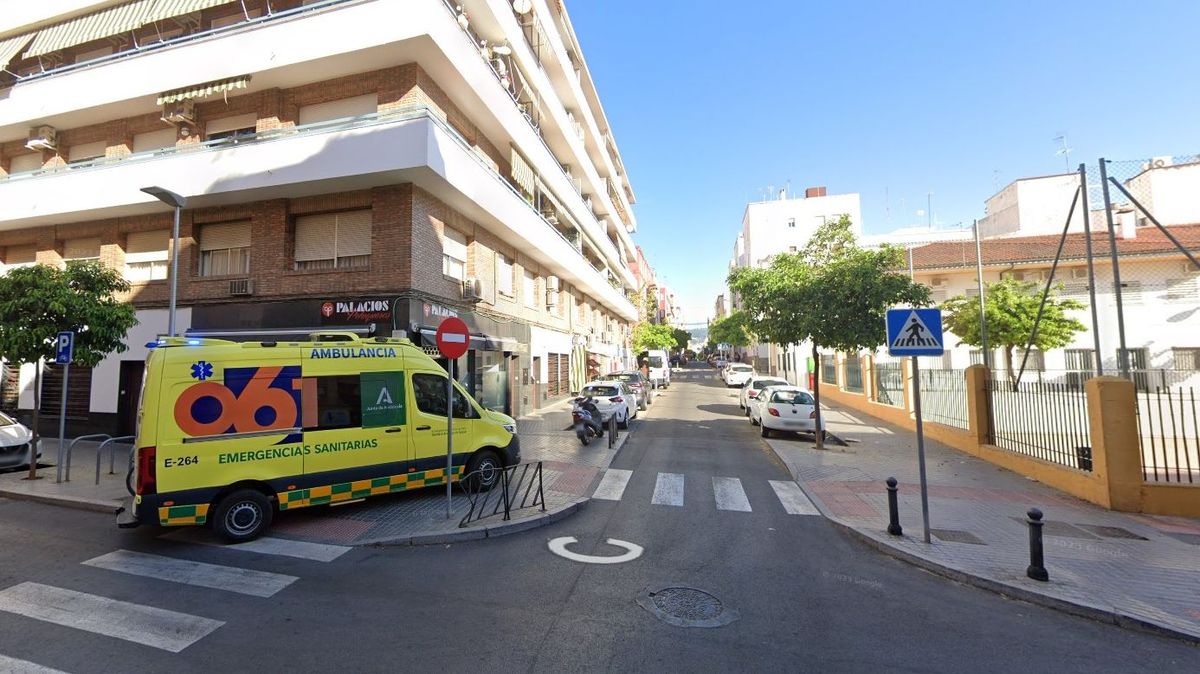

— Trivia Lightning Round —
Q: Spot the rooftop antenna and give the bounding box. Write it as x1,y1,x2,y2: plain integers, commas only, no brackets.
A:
1054,134,1072,173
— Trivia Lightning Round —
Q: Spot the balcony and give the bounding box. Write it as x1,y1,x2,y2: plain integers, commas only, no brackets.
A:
0,104,635,319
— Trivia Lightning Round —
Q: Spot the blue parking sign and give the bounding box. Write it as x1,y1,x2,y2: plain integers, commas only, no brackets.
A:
55,331,74,365
886,308,944,357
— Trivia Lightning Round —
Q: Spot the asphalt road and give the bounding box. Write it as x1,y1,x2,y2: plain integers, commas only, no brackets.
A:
0,365,1196,673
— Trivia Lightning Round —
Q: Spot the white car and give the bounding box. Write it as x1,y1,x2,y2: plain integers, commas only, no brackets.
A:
739,376,789,412
0,411,41,470
722,363,755,387
749,386,826,441
579,380,637,429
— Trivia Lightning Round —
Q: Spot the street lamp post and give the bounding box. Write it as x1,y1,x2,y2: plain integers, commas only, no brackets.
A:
140,187,187,337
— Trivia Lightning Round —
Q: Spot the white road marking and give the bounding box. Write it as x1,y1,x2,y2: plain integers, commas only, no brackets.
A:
592,469,633,500
651,472,685,506
712,477,753,512
548,537,643,564
161,529,351,562
0,582,223,653
82,550,298,598
769,480,821,516
0,654,70,674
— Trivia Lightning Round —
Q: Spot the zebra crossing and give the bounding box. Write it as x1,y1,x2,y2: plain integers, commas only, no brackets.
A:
591,469,821,516
0,532,353,663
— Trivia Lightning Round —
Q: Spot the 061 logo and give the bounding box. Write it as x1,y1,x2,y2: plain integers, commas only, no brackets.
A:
174,366,303,441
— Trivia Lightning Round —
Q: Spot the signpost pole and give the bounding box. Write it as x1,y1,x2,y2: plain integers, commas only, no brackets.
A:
446,358,453,519
53,331,74,484
55,362,69,484
911,355,931,544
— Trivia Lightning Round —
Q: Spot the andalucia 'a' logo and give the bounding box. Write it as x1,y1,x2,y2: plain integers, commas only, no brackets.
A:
376,386,394,406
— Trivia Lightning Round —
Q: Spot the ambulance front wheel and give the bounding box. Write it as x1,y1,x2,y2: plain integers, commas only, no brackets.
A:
464,450,503,492
212,489,274,542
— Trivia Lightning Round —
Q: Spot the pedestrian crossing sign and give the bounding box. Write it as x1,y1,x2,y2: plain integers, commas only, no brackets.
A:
886,308,944,357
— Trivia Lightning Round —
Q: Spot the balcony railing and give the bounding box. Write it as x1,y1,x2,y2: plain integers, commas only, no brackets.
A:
0,101,632,313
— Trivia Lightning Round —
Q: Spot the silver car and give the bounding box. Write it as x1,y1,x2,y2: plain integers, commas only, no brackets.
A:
0,411,42,470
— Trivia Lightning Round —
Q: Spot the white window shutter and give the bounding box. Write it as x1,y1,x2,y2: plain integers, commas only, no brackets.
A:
334,210,372,258
63,237,101,260
442,226,467,262
294,214,334,262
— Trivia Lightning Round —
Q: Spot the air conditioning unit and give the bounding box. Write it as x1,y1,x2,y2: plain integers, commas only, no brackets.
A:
1184,261,1200,275
229,279,254,295
25,125,57,151
930,277,947,287
546,290,559,308
161,99,196,125
546,275,560,291
462,276,483,302
1070,267,1090,280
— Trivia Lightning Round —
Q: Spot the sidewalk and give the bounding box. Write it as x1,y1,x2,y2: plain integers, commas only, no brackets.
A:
0,398,631,545
764,403,1200,642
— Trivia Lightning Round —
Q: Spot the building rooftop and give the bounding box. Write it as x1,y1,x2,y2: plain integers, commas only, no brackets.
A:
909,223,1200,270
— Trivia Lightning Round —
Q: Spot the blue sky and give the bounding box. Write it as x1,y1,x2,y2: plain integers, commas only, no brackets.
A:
568,0,1200,325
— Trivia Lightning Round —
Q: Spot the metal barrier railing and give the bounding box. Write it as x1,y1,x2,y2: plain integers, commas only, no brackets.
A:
96,436,134,485
61,434,111,483
458,461,546,528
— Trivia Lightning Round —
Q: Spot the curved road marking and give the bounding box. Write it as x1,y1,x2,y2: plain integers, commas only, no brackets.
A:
548,537,643,564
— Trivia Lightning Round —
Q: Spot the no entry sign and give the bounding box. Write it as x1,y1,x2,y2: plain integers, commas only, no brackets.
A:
435,317,470,359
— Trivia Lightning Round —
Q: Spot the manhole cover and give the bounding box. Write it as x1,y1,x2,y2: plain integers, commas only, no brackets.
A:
636,585,739,628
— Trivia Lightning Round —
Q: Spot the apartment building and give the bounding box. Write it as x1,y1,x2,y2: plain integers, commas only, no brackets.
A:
725,186,863,373
0,0,643,435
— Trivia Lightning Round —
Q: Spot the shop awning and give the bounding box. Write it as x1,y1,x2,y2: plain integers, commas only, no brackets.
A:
0,33,36,71
416,328,518,352
142,0,238,25
24,0,156,58
157,74,251,104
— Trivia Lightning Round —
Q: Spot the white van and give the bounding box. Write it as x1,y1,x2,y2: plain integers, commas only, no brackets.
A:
643,349,670,389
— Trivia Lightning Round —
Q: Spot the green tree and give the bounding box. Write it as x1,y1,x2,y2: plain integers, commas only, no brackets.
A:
729,218,930,448
0,262,138,479
631,322,676,352
671,327,692,352
942,278,1085,385
708,312,753,349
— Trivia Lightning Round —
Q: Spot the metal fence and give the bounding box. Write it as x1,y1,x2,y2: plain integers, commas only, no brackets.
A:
873,361,904,407
844,356,864,393
821,355,837,385
988,378,1093,471
1137,385,1199,483
917,369,969,430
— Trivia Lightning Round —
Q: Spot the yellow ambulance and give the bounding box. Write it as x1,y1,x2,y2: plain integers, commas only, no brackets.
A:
117,332,520,541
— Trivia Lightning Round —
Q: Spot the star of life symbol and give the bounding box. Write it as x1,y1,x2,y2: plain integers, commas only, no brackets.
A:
191,361,213,381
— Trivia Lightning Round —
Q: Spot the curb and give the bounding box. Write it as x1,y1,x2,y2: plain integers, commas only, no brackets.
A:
0,487,122,514
761,441,1200,645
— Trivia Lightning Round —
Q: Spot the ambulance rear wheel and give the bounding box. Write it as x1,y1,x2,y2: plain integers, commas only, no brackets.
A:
465,450,503,492
212,489,273,542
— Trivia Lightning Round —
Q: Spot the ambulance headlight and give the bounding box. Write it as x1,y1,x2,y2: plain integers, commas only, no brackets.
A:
502,423,516,435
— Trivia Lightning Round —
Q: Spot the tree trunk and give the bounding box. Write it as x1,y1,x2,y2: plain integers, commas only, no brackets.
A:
812,342,825,450
26,360,41,480
1004,346,1017,390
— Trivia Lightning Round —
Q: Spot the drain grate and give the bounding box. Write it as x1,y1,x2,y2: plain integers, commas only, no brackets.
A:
1076,524,1148,540
636,585,739,628
931,528,986,545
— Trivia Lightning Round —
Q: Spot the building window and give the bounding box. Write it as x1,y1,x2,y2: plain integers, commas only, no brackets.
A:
298,94,378,127
496,254,514,296
307,375,362,430
294,210,372,270
523,270,537,307
133,128,178,154
1172,347,1200,370
68,141,105,164
442,227,467,281
62,237,101,264
206,113,257,143
9,154,42,174
199,221,251,277
124,231,169,282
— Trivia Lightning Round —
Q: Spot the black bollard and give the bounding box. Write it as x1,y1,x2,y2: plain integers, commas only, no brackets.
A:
886,477,903,536
608,415,617,449
1026,508,1049,582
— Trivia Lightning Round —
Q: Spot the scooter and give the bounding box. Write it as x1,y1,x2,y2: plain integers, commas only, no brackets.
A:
572,397,604,446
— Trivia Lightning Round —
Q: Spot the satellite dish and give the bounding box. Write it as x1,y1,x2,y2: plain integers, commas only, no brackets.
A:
512,0,533,14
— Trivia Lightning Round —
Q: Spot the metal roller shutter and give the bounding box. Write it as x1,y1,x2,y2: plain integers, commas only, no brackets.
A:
199,221,251,251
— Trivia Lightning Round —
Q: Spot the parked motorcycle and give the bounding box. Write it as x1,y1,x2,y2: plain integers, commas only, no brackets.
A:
572,397,604,446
